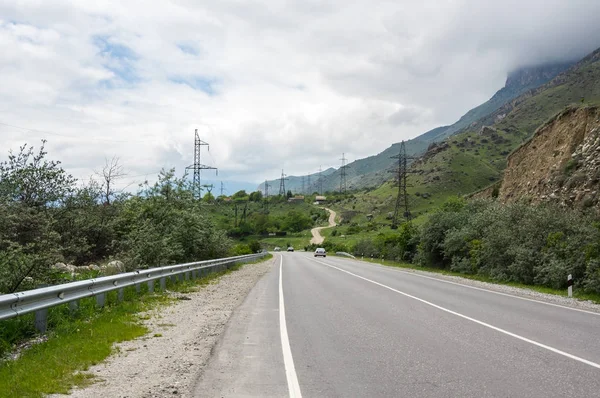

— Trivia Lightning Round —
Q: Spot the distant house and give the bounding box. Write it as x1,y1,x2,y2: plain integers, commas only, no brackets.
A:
288,195,305,203
314,195,327,204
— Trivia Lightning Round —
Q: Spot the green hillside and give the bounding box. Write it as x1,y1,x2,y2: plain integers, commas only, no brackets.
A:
325,46,600,237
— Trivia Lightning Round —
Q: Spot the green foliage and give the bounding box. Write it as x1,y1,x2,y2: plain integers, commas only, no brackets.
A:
416,199,600,292
232,190,248,200
282,210,313,233
231,243,252,256
0,144,232,294
248,191,263,202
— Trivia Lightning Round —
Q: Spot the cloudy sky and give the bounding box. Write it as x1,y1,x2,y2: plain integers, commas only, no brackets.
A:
1,0,599,192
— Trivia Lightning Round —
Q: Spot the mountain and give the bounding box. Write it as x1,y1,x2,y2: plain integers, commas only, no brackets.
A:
330,45,600,225
419,62,574,143
257,168,337,195
292,61,573,193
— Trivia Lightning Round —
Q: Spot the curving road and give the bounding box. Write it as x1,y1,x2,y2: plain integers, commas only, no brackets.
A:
194,253,600,397
310,208,337,245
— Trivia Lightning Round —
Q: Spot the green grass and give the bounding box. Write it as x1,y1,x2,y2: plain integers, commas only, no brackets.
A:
353,256,600,304
0,255,272,397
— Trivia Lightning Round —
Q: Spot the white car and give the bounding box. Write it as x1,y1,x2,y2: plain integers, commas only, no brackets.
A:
314,248,326,257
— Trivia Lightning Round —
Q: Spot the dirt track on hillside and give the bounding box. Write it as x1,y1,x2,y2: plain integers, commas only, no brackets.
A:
310,208,337,244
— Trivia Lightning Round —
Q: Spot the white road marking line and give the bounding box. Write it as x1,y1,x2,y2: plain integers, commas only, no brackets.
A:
279,256,303,398
324,254,600,317
312,258,600,370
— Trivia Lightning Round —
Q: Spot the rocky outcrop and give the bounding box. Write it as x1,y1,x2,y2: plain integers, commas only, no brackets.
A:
499,106,600,209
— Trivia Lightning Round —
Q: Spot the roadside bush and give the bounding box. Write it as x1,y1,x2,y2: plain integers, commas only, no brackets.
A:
416,197,600,291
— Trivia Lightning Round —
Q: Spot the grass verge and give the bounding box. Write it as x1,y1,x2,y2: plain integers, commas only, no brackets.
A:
0,254,272,398
349,256,600,304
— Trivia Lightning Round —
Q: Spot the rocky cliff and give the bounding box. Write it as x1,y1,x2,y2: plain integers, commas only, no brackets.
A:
498,105,600,209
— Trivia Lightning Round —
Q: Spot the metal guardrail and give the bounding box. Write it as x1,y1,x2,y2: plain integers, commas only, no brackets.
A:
0,252,267,332
336,252,356,259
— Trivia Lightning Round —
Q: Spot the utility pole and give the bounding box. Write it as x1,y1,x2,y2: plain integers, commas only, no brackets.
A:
301,175,305,195
220,181,225,197
278,169,289,196
186,129,217,200
339,153,349,194
390,141,414,229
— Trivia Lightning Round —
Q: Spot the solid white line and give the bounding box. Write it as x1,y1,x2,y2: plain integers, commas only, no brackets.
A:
313,258,600,370
326,254,600,317
279,256,303,398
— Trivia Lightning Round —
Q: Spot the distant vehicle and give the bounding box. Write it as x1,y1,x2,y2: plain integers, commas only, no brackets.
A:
274,247,281,251
287,247,294,252
314,248,326,257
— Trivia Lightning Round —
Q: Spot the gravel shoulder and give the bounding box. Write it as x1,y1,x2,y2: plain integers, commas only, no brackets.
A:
49,257,275,398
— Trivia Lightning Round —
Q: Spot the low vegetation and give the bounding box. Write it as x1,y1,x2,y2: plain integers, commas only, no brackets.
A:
0,254,271,398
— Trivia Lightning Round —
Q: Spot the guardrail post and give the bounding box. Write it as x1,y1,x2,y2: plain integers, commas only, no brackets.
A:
135,283,140,294
178,273,184,283
160,277,166,291
170,275,176,284
185,271,190,281
192,269,197,279
35,308,48,333
147,280,154,293
96,293,106,308
69,300,79,312
118,288,124,302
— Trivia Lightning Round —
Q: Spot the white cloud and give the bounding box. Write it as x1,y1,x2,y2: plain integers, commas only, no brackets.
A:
0,0,599,188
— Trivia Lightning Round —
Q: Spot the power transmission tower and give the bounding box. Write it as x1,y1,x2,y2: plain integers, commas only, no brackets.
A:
278,169,289,196
307,173,311,193
220,181,225,197
186,129,217,200
301,175,305,194
318,166,323,195
263,180,271,212
389,141,415,229
339,153,349,193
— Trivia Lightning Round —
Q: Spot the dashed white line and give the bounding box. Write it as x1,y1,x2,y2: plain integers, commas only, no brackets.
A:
313,258,600,370
279,255,303,398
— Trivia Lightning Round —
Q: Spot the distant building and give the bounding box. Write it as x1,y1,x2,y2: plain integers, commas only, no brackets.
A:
288,195,305,203
314,195,327,204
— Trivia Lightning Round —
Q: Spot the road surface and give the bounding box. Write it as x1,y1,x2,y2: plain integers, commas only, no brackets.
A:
310,208,337,244
193,253,600,397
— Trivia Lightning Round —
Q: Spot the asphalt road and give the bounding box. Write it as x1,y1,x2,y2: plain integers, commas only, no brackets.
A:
194,253,600,397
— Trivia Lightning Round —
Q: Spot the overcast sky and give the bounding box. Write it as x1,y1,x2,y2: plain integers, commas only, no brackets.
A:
1,0,599,191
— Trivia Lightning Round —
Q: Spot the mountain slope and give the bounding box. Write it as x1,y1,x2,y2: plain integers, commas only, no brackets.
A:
422,62,574,143
330,46,600,225
305,62,572,193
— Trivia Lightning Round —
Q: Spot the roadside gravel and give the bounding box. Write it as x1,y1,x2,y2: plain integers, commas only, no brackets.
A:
49,257,275,398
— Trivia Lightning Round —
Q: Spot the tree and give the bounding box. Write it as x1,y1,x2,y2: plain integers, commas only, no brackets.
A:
203,191,215,203
96,156,126,205
249,191,263,202
0,140,76,207
286,190,292,199
232,190,248,200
